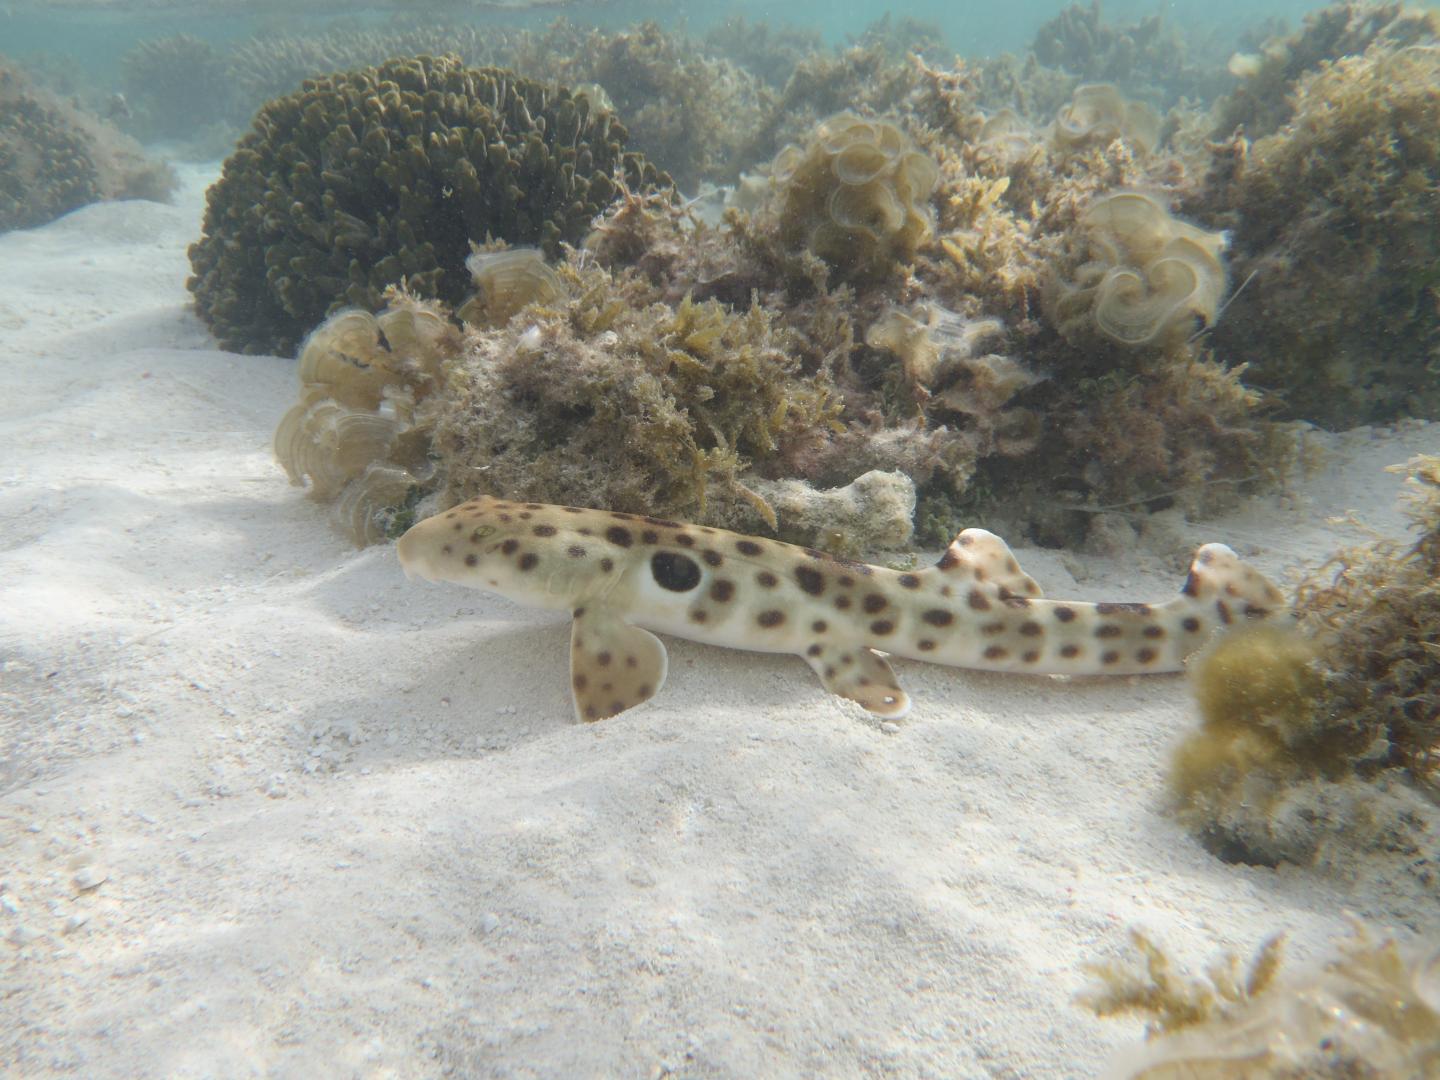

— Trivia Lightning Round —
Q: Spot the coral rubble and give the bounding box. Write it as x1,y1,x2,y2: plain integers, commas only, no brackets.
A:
187,55,664,356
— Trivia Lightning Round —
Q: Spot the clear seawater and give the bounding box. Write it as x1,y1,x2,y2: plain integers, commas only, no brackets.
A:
2,0,1337,84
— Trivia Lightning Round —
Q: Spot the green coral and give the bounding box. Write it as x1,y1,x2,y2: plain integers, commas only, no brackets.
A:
1208,40,1440,426
187,55,665,355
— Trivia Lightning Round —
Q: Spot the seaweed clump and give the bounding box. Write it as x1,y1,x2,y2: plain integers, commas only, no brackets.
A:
187,55,664,356
1051,85,1162,158
1170,456,1440,872
1084,924,1440,1078
769,112,940,284
432,260,846,533
1207,40,1440,426
1031,2,1224,108
0,62,174,232
1211,1,1439,141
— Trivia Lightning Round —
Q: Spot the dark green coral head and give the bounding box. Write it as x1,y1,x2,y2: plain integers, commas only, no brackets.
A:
187,55,665,356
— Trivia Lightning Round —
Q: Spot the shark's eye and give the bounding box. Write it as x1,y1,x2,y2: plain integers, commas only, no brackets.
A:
470,525,495,541
651,551,701,592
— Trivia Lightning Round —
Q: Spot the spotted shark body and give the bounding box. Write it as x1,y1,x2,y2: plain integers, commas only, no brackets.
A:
397,496,1290,722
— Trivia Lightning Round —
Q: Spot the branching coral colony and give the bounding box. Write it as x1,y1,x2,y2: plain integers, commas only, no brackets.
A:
188,56,666,355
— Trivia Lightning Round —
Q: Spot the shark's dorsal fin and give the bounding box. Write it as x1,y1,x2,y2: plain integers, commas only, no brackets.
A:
570,605,668,722
935,528,1044,600
1178,543,1288,623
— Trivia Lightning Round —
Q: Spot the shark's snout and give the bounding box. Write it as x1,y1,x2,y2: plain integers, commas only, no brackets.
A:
395,525,434,582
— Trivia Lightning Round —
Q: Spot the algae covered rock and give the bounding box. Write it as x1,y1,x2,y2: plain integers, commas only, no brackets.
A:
1212,0,1439,141
431,262,844,526
187,55,665,355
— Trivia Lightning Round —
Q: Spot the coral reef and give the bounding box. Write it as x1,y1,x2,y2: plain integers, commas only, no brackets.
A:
1205,39,1440,426
1169,455,1439,871
187,55,664,355
573,83,1291,552
769,112,939,284
0,62,174,232
274,297,460,545
278,255,921,554
1085,925,1440,1078
1046,190,1227,352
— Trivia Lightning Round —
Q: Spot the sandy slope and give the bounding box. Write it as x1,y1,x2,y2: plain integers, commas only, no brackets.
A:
1,173,1435,1079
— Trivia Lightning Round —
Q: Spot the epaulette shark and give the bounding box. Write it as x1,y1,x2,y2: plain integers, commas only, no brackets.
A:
397,496,1290,722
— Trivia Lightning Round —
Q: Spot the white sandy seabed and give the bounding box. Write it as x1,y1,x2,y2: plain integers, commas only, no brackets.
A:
1,168,1436,1079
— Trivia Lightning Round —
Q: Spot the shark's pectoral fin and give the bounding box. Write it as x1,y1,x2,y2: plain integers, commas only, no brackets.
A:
569,605,668,722
803,644,911,719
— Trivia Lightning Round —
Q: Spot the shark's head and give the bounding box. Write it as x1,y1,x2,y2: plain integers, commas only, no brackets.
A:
396,495,611,610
